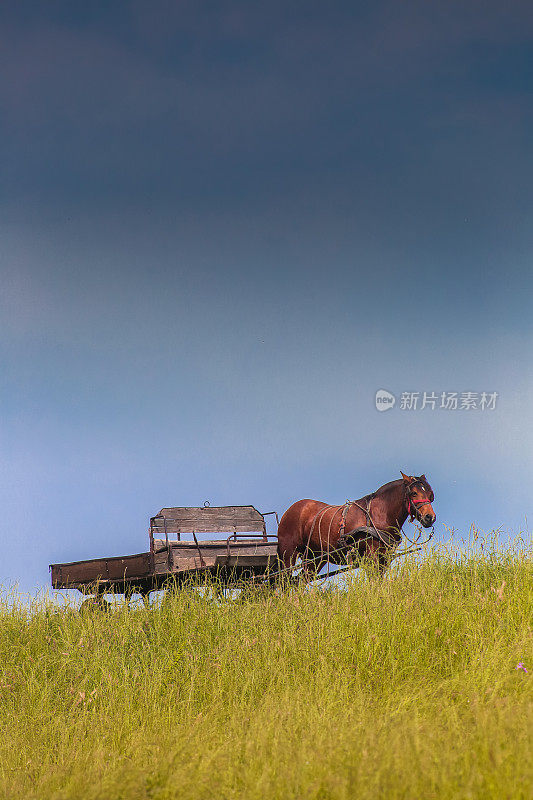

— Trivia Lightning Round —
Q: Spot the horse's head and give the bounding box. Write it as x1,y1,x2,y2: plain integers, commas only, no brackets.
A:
400,472,436,528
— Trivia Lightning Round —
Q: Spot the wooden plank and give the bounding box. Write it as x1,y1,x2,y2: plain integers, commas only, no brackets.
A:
151,522,265,534
156,505,263,519
154,545,277,576
172,550,217,572
224,554,278,567
170,557,199,572
154,552,215,575
152,506,265,534
151,523,264,534
167,545,274,561
153,551,171,574
153,553,216,576
51,553,151,588
152,539,275,554
51,552,151,569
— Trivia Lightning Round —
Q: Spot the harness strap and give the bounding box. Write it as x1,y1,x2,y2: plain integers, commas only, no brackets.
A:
310,487,426,556
341,525,400,549
338,501,352,539
337,493,400,551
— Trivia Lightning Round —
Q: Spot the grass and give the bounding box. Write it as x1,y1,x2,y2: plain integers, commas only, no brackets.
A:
0,536,532,799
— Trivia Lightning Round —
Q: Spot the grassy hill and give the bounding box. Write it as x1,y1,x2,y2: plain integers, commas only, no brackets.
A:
0,539,531,799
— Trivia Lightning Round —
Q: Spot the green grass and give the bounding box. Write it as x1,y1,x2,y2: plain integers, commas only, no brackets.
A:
1,539,532,799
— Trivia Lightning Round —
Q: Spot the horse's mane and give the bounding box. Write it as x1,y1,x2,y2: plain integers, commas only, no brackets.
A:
354,479,401,505
374,479,403,496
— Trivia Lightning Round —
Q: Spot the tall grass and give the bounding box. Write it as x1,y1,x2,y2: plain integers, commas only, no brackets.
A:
0,538,531,799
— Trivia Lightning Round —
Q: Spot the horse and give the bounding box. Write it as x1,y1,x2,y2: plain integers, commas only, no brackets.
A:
276,472,436,578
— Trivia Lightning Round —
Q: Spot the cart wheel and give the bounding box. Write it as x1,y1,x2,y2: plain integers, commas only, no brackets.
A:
79,596,111,613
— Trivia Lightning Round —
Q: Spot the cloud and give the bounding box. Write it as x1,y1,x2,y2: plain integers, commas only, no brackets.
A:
1,1,532,213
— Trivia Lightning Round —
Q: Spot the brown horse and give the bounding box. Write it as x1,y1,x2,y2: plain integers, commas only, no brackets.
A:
277,472,436,578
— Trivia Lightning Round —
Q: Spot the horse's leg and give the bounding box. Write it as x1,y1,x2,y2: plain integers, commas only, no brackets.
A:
359,539,389,577
277,502,307,580
276,539,300,585
281,548,298,571
299,547,328,582
375,550,389,577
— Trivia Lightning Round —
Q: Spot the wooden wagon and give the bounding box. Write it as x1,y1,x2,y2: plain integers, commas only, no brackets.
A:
50,505,279,603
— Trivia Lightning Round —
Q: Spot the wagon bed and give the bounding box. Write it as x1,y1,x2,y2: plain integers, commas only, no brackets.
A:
50,505,279,596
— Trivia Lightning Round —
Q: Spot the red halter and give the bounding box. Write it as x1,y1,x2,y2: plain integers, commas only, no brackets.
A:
406,496,432,518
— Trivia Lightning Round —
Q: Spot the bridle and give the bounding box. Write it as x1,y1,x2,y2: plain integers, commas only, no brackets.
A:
405,479,434,522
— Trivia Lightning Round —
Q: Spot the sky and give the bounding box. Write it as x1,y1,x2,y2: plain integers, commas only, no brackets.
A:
1,1,532,593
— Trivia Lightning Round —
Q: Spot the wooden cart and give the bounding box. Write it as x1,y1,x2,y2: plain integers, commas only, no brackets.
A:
50,505,279,602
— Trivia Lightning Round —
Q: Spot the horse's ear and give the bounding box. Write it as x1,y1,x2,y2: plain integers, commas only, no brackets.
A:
400,471,413,483
419,474,427,483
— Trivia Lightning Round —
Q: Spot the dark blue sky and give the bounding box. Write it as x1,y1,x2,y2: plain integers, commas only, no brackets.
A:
1,1,532,591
